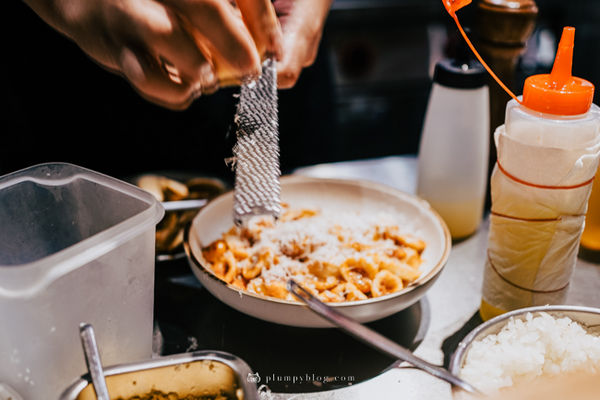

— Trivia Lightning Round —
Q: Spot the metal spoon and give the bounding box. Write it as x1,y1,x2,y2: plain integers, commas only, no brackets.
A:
161,199,208,212
79,323,110,400
287,279,482,396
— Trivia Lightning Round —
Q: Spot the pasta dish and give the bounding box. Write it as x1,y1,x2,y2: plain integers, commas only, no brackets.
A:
202,205,426,302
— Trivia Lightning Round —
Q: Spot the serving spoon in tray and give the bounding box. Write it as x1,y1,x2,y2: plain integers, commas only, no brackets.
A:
287,279,482,396
79,323,110,400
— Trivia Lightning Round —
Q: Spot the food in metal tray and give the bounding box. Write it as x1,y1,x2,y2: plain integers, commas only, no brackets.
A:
202,204,426,302
116,391,232,399
71,359,245,400
137,174,226,253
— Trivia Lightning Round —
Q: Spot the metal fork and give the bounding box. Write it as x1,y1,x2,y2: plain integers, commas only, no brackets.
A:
287,279,482,396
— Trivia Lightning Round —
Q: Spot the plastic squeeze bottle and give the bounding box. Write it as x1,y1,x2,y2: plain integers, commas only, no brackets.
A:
417,52,490,239
480,27,600,320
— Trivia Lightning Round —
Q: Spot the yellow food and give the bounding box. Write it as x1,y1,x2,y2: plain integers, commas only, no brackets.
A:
118,391,228,400
202,206,425,302
136,175,226,253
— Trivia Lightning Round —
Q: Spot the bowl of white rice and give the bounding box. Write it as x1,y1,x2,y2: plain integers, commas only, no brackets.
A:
449,305,600,396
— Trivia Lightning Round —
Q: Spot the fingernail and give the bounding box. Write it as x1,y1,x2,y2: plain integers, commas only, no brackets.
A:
189,64,219,100
119,48,145,83
199,63,217,89
190,81,203,100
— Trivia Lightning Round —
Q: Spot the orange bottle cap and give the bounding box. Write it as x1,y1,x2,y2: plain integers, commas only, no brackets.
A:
522,27,594,115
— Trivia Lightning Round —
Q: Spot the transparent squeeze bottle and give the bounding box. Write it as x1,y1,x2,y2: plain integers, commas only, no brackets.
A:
480,27,600,320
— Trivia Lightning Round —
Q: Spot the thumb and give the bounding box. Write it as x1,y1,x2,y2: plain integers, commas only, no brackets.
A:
236,0,284,60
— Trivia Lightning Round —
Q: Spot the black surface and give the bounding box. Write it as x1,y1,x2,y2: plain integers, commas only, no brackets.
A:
441,311,483,370
578,246,600,264
154,260,429,393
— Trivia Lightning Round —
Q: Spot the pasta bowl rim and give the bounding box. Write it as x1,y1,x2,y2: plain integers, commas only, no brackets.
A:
448,305,600,378
184,175,451,308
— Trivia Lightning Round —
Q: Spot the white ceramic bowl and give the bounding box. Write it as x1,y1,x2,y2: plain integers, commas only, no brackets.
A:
184,176,451,328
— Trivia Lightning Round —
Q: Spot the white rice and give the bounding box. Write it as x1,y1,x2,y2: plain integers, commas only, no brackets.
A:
459,312,600,394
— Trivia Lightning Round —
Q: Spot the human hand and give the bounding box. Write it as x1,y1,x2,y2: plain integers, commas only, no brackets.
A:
23,0,283,109
273,0,333,89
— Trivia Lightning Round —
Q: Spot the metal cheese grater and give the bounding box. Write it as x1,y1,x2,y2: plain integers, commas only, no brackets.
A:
232,58,281,226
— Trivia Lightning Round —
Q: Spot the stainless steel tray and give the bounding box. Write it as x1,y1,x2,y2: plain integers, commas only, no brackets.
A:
59,350,257,400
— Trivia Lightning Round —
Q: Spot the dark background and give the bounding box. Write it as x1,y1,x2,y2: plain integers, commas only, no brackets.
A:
2,0,600,182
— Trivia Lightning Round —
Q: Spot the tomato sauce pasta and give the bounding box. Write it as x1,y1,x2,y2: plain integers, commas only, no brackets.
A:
202,205,426,302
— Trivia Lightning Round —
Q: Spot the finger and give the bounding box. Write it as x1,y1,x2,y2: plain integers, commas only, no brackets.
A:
277,31,310,89
277,61,302,89
166,0,261,81
136,6,218,92
272,0,295,26
118,46,196,110
236,0,284,60
112,0,218,93
277,36,319,89
274,0,331,89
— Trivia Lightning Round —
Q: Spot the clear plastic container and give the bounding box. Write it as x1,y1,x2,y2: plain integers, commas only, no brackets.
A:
0,163,164,400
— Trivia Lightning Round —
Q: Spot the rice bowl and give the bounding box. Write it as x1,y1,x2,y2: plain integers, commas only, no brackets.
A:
449,305,600,396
